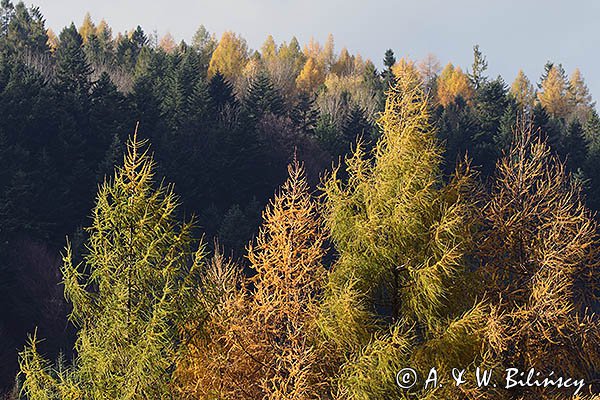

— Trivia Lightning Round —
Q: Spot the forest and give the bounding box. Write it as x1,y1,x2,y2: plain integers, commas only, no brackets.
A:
1,1,600,399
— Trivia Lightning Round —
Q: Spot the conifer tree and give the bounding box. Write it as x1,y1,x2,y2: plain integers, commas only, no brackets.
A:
538,64,571,119
480,123,600,397
176,162,334,399
19,131,205,399
381,48,396,88
468,44,488,90
436,63,473,107
510,69,536,112
321,71,487,399
243,72,285,123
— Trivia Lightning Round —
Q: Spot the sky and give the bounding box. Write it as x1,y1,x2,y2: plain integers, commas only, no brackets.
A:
30,0,600,102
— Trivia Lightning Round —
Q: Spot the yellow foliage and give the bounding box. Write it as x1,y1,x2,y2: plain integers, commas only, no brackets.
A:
158,32,177,54
436,63,474,107
296,57,325,93
391,57,420,82
176,162,336,399
78,12,95,44
207,31,249,81
480,123,600,398
537,65,570,118
510,69,536,110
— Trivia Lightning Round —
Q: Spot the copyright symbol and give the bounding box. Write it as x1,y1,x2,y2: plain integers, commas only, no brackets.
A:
396,368,418,389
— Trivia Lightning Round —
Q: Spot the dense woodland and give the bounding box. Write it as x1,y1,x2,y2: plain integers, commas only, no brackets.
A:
1,1,600,399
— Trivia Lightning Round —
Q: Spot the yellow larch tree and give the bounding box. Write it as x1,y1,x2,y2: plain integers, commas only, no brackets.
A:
537,65,571,118
176,162,335,400
207,31,249,81
296,57,325,93
480,123,600,399
436,62,474,107
78,12,95,44
510,69,536,111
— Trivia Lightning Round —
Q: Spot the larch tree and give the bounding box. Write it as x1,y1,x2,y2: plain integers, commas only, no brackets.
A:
176,162,335,400
296,57,325,93
510,69,536,112
158,32,177,54
436,63,474,107
320,71,488,400
207,30,249,82
78,12,95,44
568,68,595,123
537,65,571,119
480,123,600,398
19,132,206,399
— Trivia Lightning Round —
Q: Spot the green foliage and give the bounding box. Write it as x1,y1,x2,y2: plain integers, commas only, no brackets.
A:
322,72,487,399
19,133,205,399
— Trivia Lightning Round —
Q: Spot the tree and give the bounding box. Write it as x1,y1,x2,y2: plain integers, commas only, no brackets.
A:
78,12,95,44
176,162,334,399
436,63,473,107
568,68,595,123
538,64,570,119
295,56,324,93
510,69,536,112
19,132,205,399
207,30,248,81
381,48,396,87
321,72,487,399
391,57,420,82
243,72,285,123
418,53,441,92
468,44,488,90
55,23,92,97
479,124,600,397
158,32,176,54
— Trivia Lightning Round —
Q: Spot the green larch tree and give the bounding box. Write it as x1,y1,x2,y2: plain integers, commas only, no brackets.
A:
320,71,488,400
19,132,206,400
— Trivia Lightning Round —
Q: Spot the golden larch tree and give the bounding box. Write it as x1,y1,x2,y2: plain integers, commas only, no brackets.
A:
207,31,249,81
436,62,474,107
480,123,600,398
176,162,335,400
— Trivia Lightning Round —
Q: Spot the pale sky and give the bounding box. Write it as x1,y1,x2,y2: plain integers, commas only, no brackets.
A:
30,0,600,104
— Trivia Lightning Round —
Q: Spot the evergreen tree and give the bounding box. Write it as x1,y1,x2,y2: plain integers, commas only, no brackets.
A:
55,23,92,98
243,72,285,123
381,48,396,88
468,44,488,90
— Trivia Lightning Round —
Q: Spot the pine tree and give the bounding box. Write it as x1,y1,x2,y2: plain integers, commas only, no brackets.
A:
19,132,205,399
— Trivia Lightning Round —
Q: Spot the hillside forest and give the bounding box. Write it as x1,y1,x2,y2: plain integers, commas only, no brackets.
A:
1,1,600,399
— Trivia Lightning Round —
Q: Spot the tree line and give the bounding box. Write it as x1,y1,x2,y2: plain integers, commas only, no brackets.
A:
1,1,600,398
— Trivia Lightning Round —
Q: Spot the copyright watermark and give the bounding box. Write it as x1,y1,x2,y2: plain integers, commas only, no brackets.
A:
396,367,585,396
